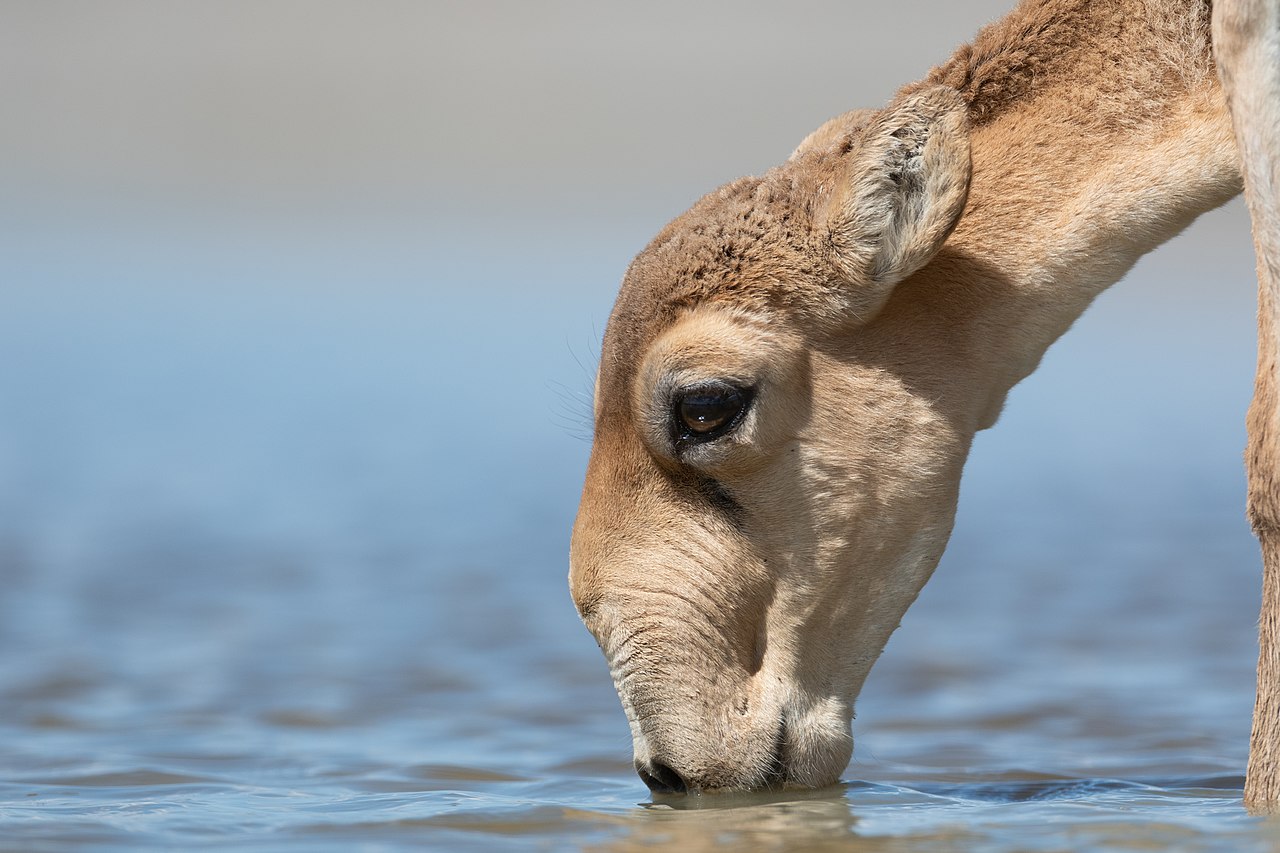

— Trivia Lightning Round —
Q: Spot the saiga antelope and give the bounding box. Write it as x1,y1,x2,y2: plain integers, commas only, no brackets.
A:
569,0,1280,809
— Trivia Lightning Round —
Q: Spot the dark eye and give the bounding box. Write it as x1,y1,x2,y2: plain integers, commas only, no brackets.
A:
673,383,752,443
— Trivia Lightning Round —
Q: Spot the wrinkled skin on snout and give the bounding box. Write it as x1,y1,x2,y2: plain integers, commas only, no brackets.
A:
569,86,979,793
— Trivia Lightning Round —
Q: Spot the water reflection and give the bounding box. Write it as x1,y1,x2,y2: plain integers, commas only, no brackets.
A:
569,774,1264,852
588,790,863,853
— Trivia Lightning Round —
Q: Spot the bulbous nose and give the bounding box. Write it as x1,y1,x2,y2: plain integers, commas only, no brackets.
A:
636,759,688,794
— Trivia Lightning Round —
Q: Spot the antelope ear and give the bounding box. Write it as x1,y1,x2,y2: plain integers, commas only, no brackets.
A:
821,85,970,319
789,108,878,161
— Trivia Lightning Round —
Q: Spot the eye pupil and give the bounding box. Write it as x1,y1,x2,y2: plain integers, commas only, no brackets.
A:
678,387,746,437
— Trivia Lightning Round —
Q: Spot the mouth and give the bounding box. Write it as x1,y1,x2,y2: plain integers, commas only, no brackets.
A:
761,718,789,789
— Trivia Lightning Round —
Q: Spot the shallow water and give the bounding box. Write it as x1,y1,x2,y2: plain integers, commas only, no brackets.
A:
0,203,1275,850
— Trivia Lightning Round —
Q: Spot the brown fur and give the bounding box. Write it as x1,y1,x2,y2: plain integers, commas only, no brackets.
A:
1213,0,1280,809
925,0,1213,127
572,0,1244,794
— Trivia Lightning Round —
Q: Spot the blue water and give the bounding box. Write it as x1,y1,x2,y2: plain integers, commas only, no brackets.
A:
0,202,1275,850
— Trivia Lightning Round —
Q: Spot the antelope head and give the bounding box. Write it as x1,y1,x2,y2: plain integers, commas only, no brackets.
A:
570,86,975,793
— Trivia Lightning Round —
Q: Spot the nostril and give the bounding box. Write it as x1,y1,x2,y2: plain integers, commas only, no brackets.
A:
636,759,688,794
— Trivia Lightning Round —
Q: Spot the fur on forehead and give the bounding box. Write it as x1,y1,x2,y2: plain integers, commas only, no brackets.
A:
608,151,851,351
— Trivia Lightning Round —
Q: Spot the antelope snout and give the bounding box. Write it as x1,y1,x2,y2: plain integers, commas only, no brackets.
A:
633,721,788,795
635,758,689,794
628,691,854,793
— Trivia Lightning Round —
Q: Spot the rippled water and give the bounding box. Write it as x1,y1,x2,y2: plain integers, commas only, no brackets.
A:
0,206,1276,850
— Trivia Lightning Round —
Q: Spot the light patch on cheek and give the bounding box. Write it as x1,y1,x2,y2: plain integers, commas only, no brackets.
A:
894,525,948,589
855,526,950,632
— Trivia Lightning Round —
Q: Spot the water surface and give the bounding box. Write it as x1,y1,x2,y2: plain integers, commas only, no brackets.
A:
0,202,1273,850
